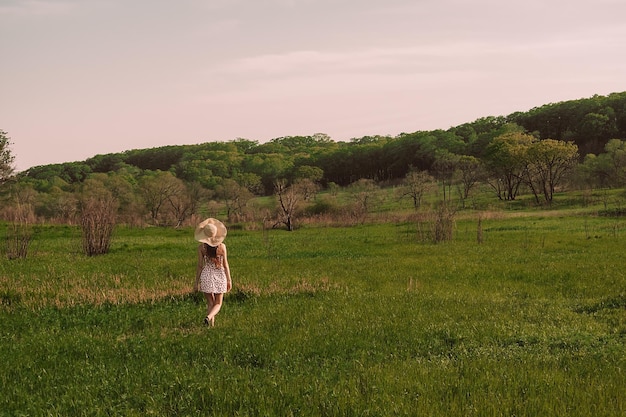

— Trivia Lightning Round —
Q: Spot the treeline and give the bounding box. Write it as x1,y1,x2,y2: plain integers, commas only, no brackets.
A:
2,92,626,229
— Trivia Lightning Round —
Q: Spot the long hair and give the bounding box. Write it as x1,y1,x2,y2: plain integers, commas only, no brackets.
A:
203,243,221,267
204,243,218,258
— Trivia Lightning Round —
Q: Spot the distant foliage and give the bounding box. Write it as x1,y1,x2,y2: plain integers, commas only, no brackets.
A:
18,93,626,190
6,92,626,226
509,92,626,156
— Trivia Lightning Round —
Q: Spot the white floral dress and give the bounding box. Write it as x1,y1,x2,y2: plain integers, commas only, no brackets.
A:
198,251,227,294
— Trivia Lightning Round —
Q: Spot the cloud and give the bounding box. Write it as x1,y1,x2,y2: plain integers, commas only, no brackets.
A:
195,44,494,106
218,44,479,77
211,36,586,81
193,22,625,113
0,0,78,16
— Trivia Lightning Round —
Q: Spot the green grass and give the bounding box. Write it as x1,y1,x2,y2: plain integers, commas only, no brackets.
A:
1,208,625,416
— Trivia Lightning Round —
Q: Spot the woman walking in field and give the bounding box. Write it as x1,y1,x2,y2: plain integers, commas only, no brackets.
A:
194,218,232,327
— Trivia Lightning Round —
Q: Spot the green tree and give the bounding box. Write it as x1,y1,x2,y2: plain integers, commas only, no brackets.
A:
86,153,126,172
432,151,459,202
603,139,626,186
382,133,437,179
315,146,354,185
484,132,535,200
579,139,626,188
578,153,605,189
243,153,293,194
455,155,485,204
25,162,91,184
577,109,618,151
235,172,263,195
230,138,259,153
175,159,219,189
0,130,15,185
292,165,324,183
37,187,78,223
525,139,579,204
199,148,243,179
125,146,184,171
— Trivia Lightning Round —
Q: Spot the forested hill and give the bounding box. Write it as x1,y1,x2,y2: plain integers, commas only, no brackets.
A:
21,91,626,192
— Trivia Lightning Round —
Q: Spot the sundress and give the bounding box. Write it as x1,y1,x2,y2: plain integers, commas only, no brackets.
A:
198,252,227,294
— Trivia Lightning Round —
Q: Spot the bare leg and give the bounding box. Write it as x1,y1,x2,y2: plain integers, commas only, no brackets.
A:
203,292,215,315
206,293,224,326
203,293,215,326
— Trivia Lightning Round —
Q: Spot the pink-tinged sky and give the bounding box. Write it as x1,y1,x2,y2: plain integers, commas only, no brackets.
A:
1,0,625,171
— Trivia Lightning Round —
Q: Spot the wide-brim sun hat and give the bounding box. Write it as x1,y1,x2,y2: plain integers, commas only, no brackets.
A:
194,218,227,246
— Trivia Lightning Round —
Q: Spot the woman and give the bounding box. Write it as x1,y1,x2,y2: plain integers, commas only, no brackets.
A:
194,218,231,327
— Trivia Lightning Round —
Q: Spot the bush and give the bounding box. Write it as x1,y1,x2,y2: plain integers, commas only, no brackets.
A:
80,196,117,256
304,197,339,216
4,222,34,259
2,202,36,259
415,202,457,243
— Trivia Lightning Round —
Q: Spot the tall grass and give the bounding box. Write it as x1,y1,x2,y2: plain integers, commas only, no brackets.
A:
1,208,625,416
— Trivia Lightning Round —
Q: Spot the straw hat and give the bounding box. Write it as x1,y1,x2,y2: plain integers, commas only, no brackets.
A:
194,218,227,246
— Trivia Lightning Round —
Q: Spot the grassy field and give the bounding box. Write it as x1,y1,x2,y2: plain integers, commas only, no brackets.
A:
1,199,625,416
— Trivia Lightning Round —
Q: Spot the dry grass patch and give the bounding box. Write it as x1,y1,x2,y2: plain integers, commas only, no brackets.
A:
231,276,337,300
0,273,193,310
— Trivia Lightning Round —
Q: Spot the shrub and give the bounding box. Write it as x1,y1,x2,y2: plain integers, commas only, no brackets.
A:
415,202,457,243
304,197,339,216
2,202,36,259
80,196,117,256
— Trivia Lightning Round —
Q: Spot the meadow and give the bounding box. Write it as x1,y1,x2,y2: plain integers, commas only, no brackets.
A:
1,195,625,416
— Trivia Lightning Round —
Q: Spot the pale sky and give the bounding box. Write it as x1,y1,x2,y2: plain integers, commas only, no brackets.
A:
2,0,625,172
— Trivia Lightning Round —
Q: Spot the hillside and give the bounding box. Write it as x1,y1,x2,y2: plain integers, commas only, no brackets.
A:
3,91,626,229
20,92,626,187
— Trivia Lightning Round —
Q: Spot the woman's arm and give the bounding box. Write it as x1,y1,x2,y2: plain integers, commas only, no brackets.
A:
194,244,203,291
221,243,232,292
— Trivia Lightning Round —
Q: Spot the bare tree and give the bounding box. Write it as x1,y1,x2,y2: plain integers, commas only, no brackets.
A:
348,179,379,224
295,178,320,201
168,182,207,227
398,170,435,210
217,178,254,222
274,179,301,231
138,171,184,226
